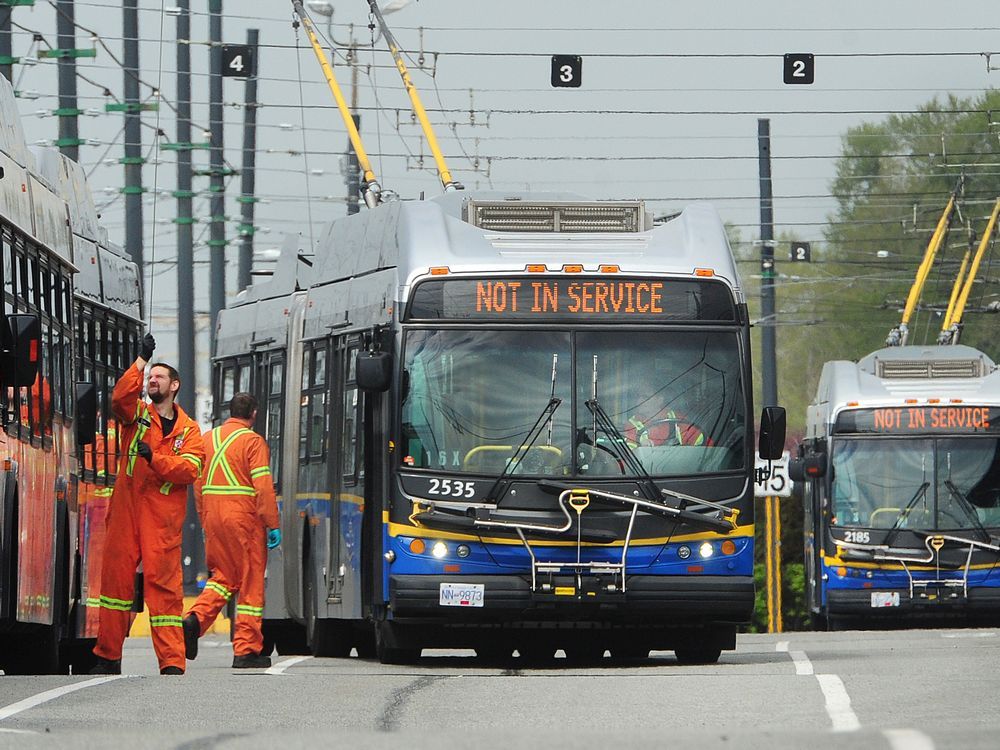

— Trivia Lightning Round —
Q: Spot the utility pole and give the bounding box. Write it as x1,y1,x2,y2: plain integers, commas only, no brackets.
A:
345,47,360,215
758,118,777,408
175,0,195,415
123,0,144,277
758,118,782,633
55,0,80,162
208,0,225,352
0,5,12,83
237,28,259,291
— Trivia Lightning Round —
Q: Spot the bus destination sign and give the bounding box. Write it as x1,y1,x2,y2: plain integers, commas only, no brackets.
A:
406,277,736,322
834,406,1000,435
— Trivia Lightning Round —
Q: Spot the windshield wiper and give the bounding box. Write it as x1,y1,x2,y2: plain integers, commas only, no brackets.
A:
885,481,930,547
584,398,660,502
482,397,561,503
943,480,993,543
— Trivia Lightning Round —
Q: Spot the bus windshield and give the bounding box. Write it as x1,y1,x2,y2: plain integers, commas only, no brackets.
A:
831,438,1000,530
400,328,746,478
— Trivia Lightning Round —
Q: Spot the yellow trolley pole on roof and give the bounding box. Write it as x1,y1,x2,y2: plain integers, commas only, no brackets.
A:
291,0,382,209
885,178,964,347
939,197,1000,345
365,0,463,193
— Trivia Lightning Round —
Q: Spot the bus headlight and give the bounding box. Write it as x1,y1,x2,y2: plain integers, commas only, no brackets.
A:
699,542,714,558
431,541,448,559
677,545,691,559
456,544,471,558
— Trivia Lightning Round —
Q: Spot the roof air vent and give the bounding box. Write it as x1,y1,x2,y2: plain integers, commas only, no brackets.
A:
465,200,646,233
877,358,983,379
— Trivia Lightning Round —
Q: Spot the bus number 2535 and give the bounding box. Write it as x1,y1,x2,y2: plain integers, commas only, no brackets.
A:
428,478,476,498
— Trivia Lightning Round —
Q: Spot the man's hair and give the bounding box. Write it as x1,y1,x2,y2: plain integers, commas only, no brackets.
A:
230,391,258,419
149,362,180,383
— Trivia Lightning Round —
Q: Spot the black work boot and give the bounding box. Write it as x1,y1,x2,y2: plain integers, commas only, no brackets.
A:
182,613,200,660
160,666,184,675
88,657,122,675
232,652,271,669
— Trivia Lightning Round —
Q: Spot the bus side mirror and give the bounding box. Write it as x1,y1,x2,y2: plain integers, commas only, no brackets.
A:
357,350,392,393
790,454,825,481
75,382,97,446
1,314,41,387
758,406,786,460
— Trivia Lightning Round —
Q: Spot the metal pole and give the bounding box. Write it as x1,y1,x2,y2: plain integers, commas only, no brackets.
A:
237,28,259,292
123,0,144,277
56,0,80,162
176,0,195,413
758,118,777,408
1,6,12,83
208,0,225,353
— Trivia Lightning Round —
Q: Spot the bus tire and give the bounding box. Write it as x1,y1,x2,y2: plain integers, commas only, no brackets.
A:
375,621,420,665
311,619,352,658
263,619,309,656
673,643,722,665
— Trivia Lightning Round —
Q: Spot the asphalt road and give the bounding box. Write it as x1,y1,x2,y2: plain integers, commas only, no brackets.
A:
1,628,998,749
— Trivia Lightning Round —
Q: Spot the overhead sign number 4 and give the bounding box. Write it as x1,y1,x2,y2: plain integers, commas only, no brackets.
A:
222,45,254,78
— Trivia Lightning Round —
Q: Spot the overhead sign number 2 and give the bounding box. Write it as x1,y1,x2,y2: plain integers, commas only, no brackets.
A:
551,55,582,88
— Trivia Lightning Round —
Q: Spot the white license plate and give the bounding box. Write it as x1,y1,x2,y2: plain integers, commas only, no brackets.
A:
871,591,900,608
439,583,485,607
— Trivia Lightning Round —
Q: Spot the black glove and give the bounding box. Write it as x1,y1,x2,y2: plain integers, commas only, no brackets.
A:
139,332,156,362
136,441,153,463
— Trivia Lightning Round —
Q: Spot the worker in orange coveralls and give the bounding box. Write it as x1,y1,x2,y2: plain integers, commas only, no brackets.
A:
183,391,280,669
90,333,205,675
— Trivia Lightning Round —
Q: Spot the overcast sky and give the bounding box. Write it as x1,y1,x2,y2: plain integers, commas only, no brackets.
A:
5,1,1000,414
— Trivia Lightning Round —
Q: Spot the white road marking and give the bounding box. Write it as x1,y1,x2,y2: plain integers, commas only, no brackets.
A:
816,674,861,732
883,728,936,750
778,642,858,732
0,676,126,722
264,655,311,675
940,632,995,639
789,650,814,675
0,728,38,735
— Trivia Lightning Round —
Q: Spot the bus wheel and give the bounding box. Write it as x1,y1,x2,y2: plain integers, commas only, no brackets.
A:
673,643,722,665
375,621,420,665
516,644,556,665
263,619,309,655
311,619,352,658
609,645,650,662
563,645,606,663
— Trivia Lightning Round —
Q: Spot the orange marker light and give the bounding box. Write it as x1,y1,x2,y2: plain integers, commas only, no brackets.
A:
905,399,918,404
409,539,426,554
599,264,620,273
927,398,940,404
694,268,715,277
429,266,450,275
721,540,737,555
525,264,547,273
562,264,584,273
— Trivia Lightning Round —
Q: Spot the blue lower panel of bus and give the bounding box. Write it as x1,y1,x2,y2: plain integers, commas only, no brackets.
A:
822,561,1000,617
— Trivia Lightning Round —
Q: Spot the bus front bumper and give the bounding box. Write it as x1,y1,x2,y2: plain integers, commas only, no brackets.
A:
389,574,753,623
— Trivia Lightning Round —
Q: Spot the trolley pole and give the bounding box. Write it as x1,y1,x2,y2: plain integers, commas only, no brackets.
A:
237,28,259,292
175,0,195,414
208,0,225,352
123,0,144,276
56,0,80,162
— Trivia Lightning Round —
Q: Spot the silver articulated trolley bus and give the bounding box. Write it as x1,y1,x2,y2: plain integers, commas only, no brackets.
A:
211,1,783,664
214,193,785,663
791,345,1000,629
